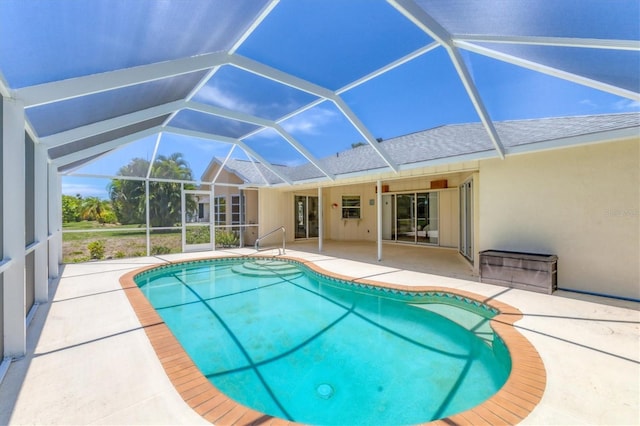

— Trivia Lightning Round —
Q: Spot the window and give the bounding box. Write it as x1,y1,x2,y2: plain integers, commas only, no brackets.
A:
231,194,241,225
213,196,226,225
342,195,361,219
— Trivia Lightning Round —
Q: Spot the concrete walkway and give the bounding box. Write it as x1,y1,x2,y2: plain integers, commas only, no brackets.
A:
1,246,638,425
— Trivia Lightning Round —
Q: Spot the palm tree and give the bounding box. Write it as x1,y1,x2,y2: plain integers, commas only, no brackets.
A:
108,158,149,225
148,153,197,227
109,153,196,227
152,153,193,180
80,196,114,223
109,178,146,224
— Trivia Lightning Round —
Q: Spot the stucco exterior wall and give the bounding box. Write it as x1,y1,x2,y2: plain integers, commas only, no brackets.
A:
210,184,238,198
479,138,639,300
258,189,290,243
326,184,378,241
201,165,245,185
439,188,459,248
244,189,259,225
243,189,259,245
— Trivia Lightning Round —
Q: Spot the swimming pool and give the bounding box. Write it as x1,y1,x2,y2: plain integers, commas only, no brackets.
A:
133,257,515,424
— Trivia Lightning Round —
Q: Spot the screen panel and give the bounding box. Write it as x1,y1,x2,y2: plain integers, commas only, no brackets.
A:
417,0,639,40
280,101,365,159
342,47,479,140
169,110,260,139
27,72,204,137
462,51,640,122
193,66,319,121
69,135,159,178
238,0,434,90
25,132,35,245
0,0,271,88
474,43,640,94
48,116,168,160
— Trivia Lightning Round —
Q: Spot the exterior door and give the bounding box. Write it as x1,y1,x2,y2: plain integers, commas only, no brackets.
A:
396,194,414,242
459,179,473,261
382,194,394,240
182,190,213,252
392,192,438,245
423,192,439,245
295,195,319,239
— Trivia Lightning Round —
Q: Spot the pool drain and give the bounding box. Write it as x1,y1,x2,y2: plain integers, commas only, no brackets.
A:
316,383,334,399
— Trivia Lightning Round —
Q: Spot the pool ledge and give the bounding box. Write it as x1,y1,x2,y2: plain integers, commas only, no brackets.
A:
119,255,546,425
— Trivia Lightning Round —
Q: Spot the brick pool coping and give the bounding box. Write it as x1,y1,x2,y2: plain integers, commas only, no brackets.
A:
119,255,546,425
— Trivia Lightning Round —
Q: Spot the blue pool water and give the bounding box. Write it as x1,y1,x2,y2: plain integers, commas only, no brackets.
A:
135,258,510,425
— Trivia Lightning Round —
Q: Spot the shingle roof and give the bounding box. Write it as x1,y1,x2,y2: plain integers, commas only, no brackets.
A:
497,113,640,148
208,157,285,186
219,112,640,186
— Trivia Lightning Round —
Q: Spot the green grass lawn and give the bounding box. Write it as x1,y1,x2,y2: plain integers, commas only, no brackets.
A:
63,221,146,237
62,221,242,263
62,221,182,262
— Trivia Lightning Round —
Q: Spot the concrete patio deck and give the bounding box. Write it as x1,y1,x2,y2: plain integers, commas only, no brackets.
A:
1,243,638,425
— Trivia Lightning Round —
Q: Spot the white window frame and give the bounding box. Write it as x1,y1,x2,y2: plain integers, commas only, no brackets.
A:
214,196,226,225
341,195,361,219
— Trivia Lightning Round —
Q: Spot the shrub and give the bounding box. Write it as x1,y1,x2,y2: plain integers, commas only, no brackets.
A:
113,250,126,259
99,210,118,224
216,230,239,248
186,226,210,244
151,245,172,255
87,240,105,259
62,195,82,223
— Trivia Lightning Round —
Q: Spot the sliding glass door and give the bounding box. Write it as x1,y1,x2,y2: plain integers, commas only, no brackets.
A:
422,192,438,245
385,192,438,245
396,194,413,242
295,195,319,239
459,179,473,261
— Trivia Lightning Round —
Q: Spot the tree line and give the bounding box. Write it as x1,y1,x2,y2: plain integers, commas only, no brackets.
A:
63,153,197,227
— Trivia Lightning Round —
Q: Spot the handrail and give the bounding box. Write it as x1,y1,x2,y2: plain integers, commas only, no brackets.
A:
255,226,286,255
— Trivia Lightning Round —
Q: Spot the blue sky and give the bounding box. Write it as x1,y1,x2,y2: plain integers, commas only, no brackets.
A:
3,1,631,199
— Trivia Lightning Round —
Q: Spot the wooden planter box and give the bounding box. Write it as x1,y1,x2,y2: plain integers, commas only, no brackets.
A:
479,250,558,294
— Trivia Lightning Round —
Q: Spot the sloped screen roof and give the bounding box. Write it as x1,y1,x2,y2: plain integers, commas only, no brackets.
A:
0,0,638,192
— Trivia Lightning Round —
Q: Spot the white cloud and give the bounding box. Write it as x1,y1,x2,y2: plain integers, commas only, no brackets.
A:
613,99,640,111
196,84,257,115
189,139,233,154
281,107,338,135
579,99,598,109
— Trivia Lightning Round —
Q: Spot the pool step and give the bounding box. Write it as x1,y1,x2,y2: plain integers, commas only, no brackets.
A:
243,260,296,271
231,260,301,278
